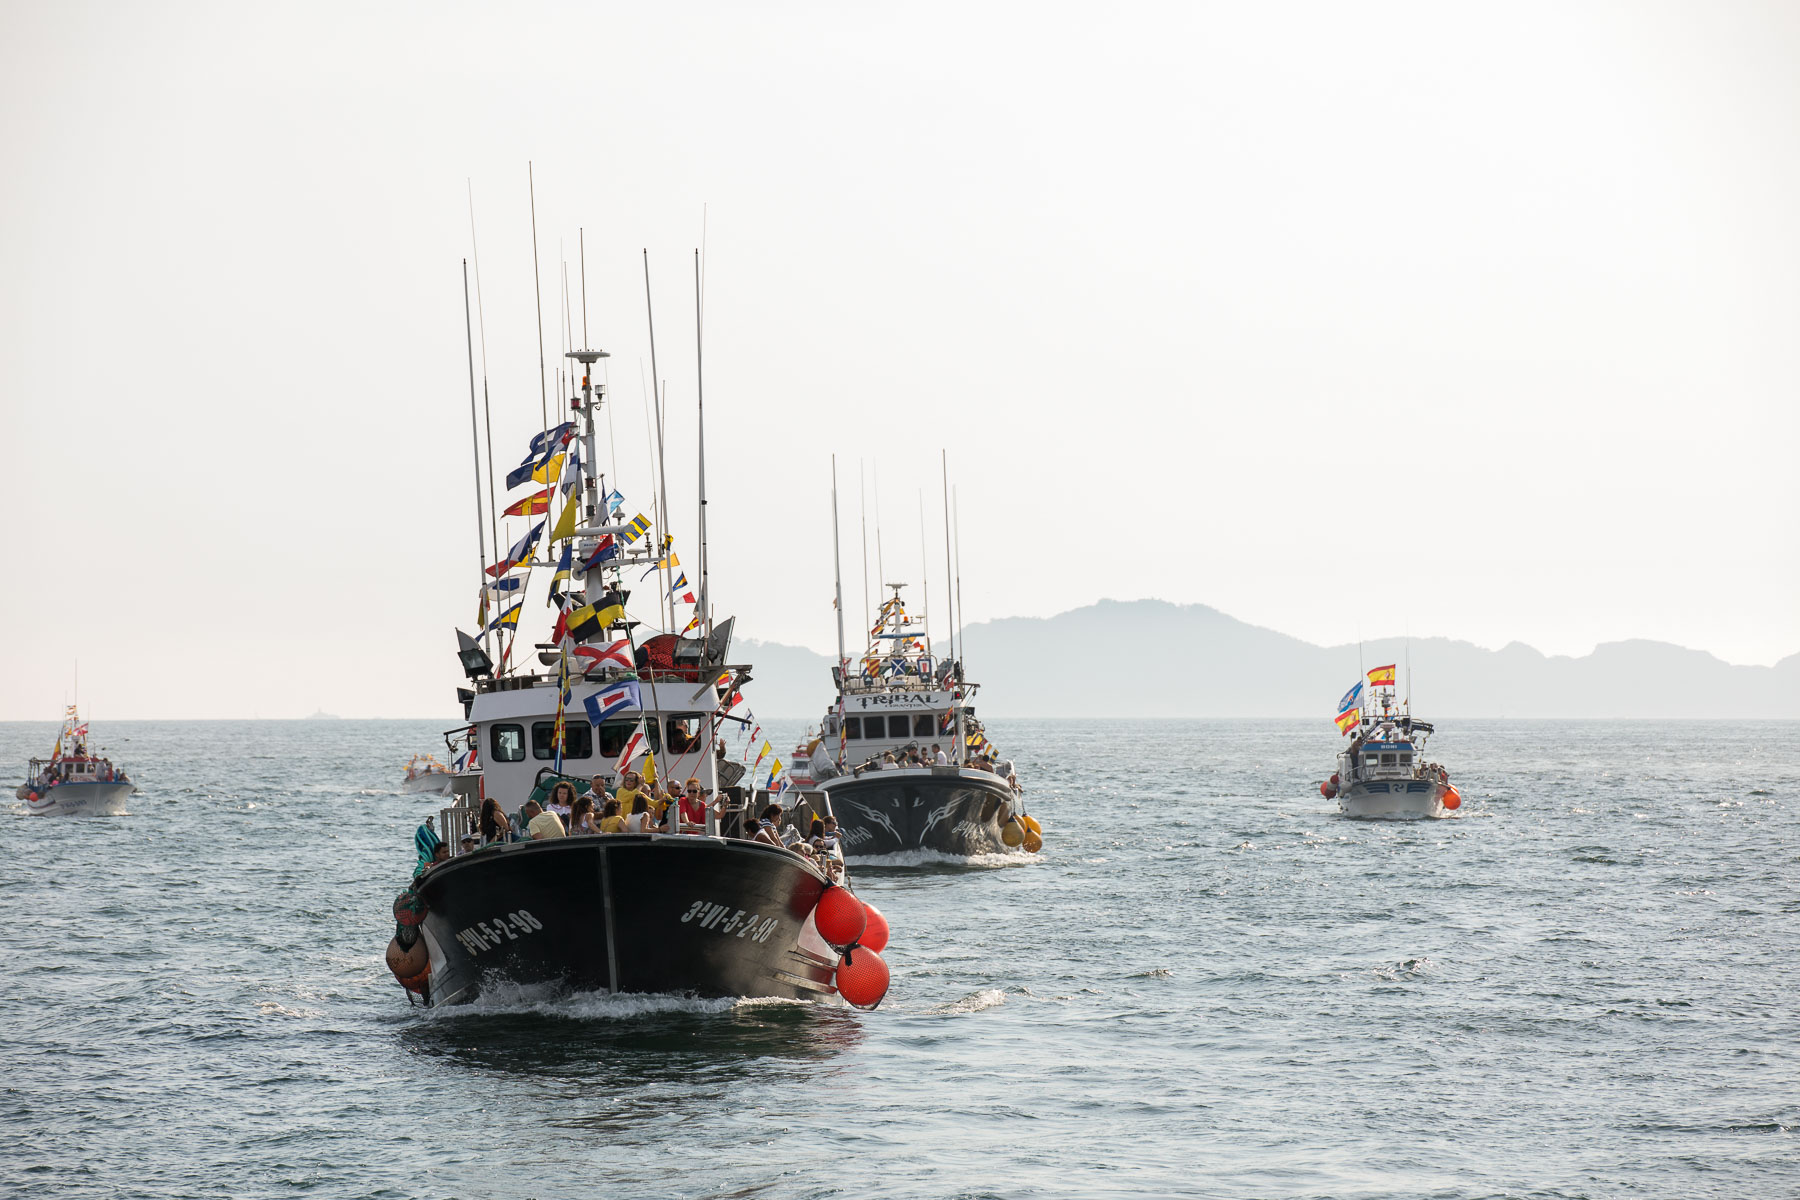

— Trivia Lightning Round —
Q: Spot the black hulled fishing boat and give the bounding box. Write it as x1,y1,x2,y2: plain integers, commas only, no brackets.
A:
776,462,1042,858
384,257,890,1010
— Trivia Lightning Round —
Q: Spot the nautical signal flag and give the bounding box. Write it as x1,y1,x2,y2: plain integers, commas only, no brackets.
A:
754,740,772,768
484,601,522,635
549,490,581,543
580,535,617,572
642,551,679,579
573,638,635,674
567,600,624,642
488,521,544,576
615,720,648,770
583,680,641,725
1337,681,1364,716
1367,664,1396,688
1335,708,1361,735
529,421,575,456
505,488,551,517
620,513,652,544
603,489,625,515
767,758,784,787
548,545,573,603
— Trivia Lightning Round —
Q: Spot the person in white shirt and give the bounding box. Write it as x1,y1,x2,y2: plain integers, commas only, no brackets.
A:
931,744,948,765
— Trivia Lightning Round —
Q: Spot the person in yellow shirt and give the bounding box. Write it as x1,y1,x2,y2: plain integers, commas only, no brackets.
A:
598,798,626,834
613,770,643,816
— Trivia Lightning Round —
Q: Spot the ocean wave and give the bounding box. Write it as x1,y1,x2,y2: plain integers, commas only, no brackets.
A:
415,983,814,1021
848,848,1039,869
924,988,1007,1015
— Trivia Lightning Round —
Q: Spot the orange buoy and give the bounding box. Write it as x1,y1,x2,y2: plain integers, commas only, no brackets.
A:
1319,781,1330,797
835,946,890,1009
1023,828,1043,853
861,902,891,954
386,936,428,980
398,962,431,993
813,885,867,947
1443,786,1462,811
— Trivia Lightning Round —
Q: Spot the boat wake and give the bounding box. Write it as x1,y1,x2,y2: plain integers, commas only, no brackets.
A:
414,981,817,1021
923,988,1008,1015
848,847,1038,869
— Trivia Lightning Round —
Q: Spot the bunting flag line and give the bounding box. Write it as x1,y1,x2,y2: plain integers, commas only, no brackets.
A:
559,449,582,497
567,600,624,642
484,576,524,597
553,644,571,770
767,759,784,789
681,612,702,635
1367,664,1397,688
642,551,679,580
531,452,565,487
754,740,772,768
583,680,642,725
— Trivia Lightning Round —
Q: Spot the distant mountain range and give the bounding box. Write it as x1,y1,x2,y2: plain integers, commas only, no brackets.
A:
736,599,1800,719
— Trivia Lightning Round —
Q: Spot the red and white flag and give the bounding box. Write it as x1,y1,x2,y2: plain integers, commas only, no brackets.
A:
615,720,649,771
573,637,634,675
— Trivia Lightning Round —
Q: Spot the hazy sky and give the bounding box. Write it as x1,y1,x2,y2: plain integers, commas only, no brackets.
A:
3,2,1796,720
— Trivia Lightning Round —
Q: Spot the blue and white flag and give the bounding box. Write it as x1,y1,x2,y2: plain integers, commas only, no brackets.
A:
583,680,642,726
1336,681,1364,716
530,422,575,456
484,575,524,597
603,488,625,515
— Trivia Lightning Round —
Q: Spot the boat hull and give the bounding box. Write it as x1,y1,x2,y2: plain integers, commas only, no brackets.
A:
402,773,453,796
22,782,135,816
818,768,1016,856
410,834,841,1007
1337,779,1449,819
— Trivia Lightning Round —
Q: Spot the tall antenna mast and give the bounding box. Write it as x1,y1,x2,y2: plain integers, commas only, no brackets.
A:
859,463,870,641
941,449,956,665
953,484,965,663
467,182,501,620
643,252,675,633
831,456,847,684
579,228,590,349
461,260,493,657
873,464,885,590
918,491,930,658
528,163,549,432
693,249,710,638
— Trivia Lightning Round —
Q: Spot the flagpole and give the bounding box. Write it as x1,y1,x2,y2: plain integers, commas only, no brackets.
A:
467,182,503,650
832,457,849,767
643,251,676,635
462,259,494,661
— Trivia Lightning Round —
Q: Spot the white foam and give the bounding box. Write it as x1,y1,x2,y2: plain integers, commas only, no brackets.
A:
925,988,1007,1015
419,982,812,1021
848,847,1039,869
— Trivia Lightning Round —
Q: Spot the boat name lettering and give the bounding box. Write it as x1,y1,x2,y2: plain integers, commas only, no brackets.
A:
852,691,947,710
455,909,544,956
680,900,779,943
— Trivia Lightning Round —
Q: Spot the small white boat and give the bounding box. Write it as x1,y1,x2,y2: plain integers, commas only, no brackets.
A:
17,706,136,817
401,754,454,795
1321,669,1461,819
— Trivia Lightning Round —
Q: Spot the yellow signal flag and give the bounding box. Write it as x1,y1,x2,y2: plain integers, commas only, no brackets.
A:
548,494,580,543
532,453,565,486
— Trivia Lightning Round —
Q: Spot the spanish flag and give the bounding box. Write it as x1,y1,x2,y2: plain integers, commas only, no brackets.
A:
1334,707,1361,734
1367,664,1396,688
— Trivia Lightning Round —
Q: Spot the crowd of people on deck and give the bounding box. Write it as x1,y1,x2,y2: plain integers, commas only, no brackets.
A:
428,768,845,881
27,749,129,792
850,742,1019,790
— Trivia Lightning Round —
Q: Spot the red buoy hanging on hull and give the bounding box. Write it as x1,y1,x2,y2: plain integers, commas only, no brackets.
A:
835,946,890,1009
860,902,890,954
1442,786,1462,811
813,885,867,948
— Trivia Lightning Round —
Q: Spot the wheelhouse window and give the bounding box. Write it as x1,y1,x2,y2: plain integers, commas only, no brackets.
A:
913,713,937,737
491,724,525,763
843,716,863,740
888,714,913,739
1380,753,1397,766
532,720,593,760
665,713,706,755
596,720,640,759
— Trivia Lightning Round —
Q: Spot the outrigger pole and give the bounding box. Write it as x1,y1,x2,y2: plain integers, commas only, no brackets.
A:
694,248,709,641
941,450,955,666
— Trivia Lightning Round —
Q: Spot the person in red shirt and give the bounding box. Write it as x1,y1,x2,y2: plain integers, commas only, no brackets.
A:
675,778,716,833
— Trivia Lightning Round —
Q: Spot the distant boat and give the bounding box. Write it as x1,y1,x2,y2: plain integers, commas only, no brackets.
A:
16,705,136,817
307,710,341,720
401,754,454,796
1321,668,1461,819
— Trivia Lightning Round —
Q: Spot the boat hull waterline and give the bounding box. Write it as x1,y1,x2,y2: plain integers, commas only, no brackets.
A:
411,834,841,1007
1337,780,1451,819
820,768,1017,857
21,782,135,816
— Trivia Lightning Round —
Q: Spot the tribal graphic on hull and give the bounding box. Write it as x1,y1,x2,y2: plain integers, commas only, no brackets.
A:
822,769,1016,857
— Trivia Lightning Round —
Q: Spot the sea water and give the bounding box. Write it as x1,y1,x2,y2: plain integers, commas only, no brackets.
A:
1,718,1794,1199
